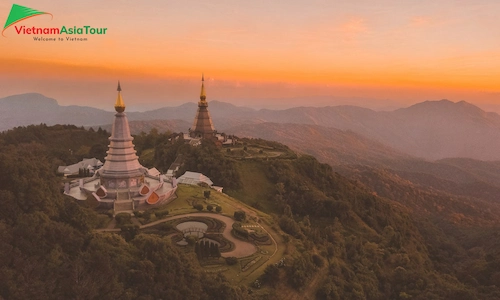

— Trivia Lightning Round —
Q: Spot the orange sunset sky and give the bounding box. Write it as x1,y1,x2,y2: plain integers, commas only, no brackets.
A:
1,0,500,111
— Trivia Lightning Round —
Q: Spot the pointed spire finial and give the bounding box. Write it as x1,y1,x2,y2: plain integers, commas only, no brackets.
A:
115,81,125,113
200,73,206,102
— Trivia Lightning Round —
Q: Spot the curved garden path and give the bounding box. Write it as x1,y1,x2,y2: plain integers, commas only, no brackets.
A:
141,212,257,257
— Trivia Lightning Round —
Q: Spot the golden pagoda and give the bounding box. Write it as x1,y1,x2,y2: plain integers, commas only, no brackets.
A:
189,74,216,139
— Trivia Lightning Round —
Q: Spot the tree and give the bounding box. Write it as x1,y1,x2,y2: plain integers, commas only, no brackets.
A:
207,204,214,212
234,210,246,221
201,240,209,258
209,242,216,257
276,182,285,195
89,143,106,161
194,204,204,211
204,190,211,199
214,244,221,257
283,205,293,218
216,206,222,213
195,241,201,258
263,264,280,287
115,213,132,226
121,224,139,241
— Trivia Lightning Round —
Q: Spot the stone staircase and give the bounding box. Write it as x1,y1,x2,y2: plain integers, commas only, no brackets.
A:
114,191,134,215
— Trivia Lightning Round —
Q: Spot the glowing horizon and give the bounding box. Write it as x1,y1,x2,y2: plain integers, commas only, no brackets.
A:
1,0,500,110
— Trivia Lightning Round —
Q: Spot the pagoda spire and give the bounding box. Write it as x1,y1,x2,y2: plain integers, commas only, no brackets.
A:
115,81,125,113
200,74,206,102
101,82,145,185
190,73,215,139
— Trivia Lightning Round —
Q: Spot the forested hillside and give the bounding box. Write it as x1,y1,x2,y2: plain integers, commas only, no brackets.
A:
143,133,500,299
0,125,499,299
0,126,250,300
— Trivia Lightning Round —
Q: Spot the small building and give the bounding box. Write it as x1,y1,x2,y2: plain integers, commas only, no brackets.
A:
177,171,213,186
147,167,161,177
177,171,224,192
57,158,103,176
212,186,223,193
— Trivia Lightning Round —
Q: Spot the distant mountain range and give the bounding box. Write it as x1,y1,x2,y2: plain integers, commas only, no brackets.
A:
3,93,500,161
226,122,411,166
226,120,500,203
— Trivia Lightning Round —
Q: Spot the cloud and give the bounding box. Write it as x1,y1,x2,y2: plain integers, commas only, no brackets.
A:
339,17,368,42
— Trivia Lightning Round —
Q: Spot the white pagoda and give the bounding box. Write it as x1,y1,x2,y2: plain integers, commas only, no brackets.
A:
64,82,177,213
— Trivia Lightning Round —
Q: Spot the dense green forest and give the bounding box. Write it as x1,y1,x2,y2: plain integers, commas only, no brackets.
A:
0,125,499,299
0,125,249,299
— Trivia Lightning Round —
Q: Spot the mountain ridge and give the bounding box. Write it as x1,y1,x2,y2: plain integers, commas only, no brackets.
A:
3,93,500,160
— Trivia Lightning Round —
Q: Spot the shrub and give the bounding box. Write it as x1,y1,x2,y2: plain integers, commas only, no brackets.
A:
159,222,173,231
312,254,324,268
154,209,169,218
185,235,197,245
207,204,214,211
234,210,246,221
194,203,204,211
115,213,132,226
120,224,139,241
232,223,249,239
225,257,238,265
279,216,303,239
143,210,152,220
216,206,222,213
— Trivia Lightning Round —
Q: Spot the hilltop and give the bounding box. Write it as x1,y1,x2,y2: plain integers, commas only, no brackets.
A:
1,125,500,298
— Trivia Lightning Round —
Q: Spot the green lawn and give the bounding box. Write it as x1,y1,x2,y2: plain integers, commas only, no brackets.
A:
224,145,285,159
152,184,246,217
226,160,279,214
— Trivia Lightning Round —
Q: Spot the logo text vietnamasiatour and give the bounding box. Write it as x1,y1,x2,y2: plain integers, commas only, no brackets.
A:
14,25,107,35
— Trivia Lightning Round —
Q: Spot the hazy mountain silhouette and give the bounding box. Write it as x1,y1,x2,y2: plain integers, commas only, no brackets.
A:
226,121,500,208
0,93,112,130
225,122,411,166
0,94,257,133
3,93,500,160
94,119,191,135
225,100,500,160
